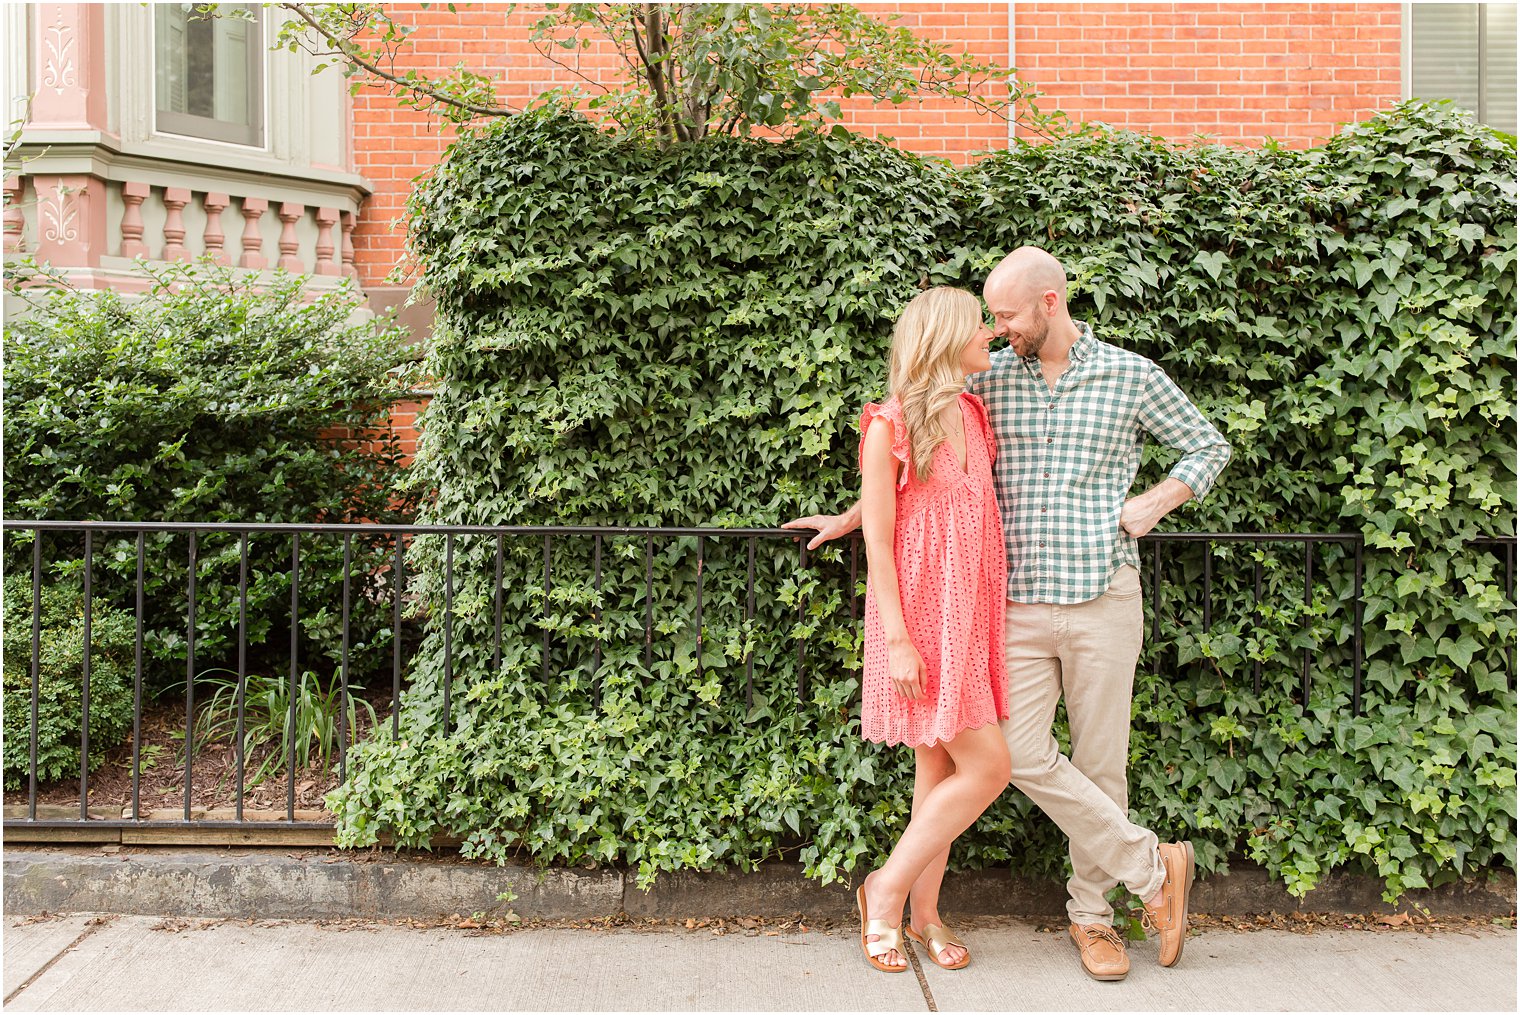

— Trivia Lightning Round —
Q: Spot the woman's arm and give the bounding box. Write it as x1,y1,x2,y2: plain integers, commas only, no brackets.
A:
860,417,925,701
780,500,862,550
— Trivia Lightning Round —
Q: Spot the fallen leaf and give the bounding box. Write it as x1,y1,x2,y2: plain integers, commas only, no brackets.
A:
1378,913,1411,927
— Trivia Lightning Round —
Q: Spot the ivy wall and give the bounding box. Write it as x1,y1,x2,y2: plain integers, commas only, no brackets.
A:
326,102,1516,901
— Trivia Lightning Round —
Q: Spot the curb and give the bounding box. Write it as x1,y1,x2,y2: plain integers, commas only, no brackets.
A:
4,846,1515,922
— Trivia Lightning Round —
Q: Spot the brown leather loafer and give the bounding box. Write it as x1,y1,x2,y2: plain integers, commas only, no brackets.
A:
1069,922,1130,981
1142,840,1195,967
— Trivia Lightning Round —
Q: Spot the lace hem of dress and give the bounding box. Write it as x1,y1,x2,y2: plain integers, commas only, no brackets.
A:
861,707,1010,749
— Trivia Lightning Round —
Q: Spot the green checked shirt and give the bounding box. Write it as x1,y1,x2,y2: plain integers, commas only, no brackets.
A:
966,321,1231,605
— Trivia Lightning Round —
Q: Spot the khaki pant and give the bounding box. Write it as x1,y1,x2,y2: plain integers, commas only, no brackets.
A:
999,565,1166,925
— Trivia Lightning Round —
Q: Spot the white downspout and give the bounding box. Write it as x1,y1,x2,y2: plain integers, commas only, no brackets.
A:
1008,0,1018,147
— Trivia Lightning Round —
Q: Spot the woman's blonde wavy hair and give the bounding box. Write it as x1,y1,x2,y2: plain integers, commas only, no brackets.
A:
888,286,983,483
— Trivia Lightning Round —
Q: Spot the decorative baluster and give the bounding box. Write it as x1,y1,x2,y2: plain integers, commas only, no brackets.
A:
340,210,358,280
314,206,339,276
119,181,149,258
238,197,267,269
277,201,304,272
161,187,190,261
3,176,24,254
202,192,230,265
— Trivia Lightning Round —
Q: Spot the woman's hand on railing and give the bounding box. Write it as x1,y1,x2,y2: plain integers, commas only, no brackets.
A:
782,501,863,550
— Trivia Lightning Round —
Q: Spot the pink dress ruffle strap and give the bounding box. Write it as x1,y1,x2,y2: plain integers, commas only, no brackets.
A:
962,390,997,464
859,400,912,490
858,392,1009,748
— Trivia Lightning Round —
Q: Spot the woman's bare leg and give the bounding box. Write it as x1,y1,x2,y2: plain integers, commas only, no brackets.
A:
862,724,1011,968
906,743,966,965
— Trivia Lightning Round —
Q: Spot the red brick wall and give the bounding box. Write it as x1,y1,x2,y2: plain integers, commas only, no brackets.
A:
1011,3,1402,145
349,3,1013,284
317,398,426,470
820,4,1012,159
348,3,1403,452
351,3,1402,286
385,399,427,465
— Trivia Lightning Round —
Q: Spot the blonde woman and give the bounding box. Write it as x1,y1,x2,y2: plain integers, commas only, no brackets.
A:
854,286,1011,973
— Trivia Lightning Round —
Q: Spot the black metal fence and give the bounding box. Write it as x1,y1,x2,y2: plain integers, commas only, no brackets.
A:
2,519,1513,835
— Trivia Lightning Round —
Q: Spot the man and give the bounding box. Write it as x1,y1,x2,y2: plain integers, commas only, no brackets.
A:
785,246,1232,980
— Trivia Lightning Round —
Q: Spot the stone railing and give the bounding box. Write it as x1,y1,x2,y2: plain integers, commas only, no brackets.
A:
4,169,365,291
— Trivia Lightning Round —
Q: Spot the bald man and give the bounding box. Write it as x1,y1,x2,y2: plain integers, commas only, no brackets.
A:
786,246,1231,980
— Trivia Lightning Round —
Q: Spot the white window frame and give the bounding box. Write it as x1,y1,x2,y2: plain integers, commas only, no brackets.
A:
150,3,270,152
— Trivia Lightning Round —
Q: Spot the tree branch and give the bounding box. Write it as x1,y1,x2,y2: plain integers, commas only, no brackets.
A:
592,6,648,81
526,34,614,97
280,3,516,118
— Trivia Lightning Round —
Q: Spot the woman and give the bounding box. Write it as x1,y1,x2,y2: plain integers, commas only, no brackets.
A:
855,286,1011,973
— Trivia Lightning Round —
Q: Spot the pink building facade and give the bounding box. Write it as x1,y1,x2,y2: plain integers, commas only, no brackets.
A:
4,3,364,296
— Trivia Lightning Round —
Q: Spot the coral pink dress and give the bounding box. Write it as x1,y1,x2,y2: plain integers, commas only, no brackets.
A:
858,392,1009,747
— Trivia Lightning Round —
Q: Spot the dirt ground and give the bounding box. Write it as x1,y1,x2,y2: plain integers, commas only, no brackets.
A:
4,686,395,816
12,907,1513,939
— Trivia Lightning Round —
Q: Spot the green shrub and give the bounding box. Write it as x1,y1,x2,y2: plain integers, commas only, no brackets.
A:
2,573,137,791
326,101,1514,901
160,667,379,789
3,259,421,689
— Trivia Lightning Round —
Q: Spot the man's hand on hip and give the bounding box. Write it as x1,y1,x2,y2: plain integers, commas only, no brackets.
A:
1120,478,1196,540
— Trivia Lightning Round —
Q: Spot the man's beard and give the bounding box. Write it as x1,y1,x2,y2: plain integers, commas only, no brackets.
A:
1015,316,1049,358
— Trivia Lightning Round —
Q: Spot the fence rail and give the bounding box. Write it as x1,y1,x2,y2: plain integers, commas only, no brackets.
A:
3,519,1513,836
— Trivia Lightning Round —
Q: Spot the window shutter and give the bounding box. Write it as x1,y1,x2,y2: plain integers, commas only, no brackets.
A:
1411,4,1482,114
1411,3,1518,134
213,17,250,123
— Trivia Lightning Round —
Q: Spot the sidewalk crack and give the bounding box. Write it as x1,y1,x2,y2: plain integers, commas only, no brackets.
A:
3,915,113,1005
907,940,937,1011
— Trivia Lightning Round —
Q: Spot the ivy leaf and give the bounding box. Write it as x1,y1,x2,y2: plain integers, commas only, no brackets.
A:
1194,251,1229,281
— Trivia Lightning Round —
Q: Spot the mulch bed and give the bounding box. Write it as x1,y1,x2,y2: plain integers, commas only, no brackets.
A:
3,685,395,816
13,910,1512,938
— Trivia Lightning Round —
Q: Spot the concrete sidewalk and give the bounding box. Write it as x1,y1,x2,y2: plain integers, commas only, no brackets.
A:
3,913,1515,1012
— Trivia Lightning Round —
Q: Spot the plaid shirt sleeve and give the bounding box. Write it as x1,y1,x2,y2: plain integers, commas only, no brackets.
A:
1137,362,1232,501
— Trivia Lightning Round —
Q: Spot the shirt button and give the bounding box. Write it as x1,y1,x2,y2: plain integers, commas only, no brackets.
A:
1041,507,1047,513
1039,541,1046,548
1046,437,1053,444
1047,401,1055,410
1043,471,1050,478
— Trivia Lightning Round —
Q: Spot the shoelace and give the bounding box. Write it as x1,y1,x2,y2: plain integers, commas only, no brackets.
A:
1084,923,1126,949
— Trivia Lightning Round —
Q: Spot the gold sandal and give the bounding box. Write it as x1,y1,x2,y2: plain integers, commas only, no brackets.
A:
856,883,908,973
905,923,971,970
